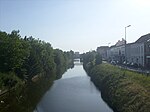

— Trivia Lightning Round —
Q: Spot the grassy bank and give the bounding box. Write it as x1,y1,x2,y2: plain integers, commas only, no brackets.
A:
87,63,150,112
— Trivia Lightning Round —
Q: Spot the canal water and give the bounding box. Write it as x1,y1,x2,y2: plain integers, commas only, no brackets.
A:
34,60,113,112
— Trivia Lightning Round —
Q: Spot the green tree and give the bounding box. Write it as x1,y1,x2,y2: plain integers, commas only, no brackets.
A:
0,30,29,73
95,53,102,65
54,49,66,77
0,30,74,85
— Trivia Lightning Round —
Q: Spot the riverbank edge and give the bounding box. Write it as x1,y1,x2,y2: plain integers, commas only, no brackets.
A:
0,63,74,112
83,63,150,112
0,75,55,112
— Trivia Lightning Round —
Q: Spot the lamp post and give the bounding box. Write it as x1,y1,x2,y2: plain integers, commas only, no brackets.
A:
125,25,131,66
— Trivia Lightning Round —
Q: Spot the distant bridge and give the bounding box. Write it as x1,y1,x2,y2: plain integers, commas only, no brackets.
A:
74,58,83,65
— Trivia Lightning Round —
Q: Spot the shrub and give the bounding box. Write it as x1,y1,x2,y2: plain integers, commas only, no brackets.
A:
88,63,150,112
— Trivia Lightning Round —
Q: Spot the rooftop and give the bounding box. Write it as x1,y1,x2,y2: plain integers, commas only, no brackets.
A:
135,33,150,43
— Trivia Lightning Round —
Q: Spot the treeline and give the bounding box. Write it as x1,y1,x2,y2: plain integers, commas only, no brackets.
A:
82,51,150,112
80,50,102,73
0,30,74,91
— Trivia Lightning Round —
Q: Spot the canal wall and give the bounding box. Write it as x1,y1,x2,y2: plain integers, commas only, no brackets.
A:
84,63,150,112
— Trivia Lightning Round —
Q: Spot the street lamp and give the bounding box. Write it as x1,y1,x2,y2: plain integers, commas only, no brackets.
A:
125,25,131,66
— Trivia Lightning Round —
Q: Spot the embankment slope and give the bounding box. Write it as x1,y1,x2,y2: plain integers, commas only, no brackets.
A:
87,63,150,112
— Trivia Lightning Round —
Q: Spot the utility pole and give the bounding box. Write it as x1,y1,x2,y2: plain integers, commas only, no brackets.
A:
125,25,131,66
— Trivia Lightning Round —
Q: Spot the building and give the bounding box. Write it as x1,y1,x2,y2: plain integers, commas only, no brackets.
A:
115,38,126,46
126,33,150,68
97,46,109,60
127,42,144,66
137,33,150,69
145,40,150,69
104,33,150,69
106,39,125,63
126,43,134,64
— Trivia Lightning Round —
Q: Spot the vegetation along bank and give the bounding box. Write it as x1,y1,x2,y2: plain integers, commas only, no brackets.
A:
82,51,150,112
0,30,74,112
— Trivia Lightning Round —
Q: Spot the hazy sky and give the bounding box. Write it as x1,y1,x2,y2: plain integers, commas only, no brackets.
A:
0,0,150,53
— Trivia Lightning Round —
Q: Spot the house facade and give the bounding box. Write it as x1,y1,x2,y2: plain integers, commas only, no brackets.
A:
127,43,144,66
97,46,109,60
145,40,150,69
101,33,150,69
106,39,125,63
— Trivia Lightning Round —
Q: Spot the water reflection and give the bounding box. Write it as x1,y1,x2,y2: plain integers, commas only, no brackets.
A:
35,64,113,112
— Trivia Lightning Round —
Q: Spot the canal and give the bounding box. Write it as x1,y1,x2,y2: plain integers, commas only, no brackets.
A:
34,60,113,112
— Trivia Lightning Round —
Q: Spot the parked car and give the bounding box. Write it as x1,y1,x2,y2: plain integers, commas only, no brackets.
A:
111,60,116,65
130,63,138,68
126,62,131,66
123,61,127,65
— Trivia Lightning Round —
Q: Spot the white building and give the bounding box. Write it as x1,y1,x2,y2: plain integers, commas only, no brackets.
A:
106,39,125,63
127,43,144,66
106,33,150,68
